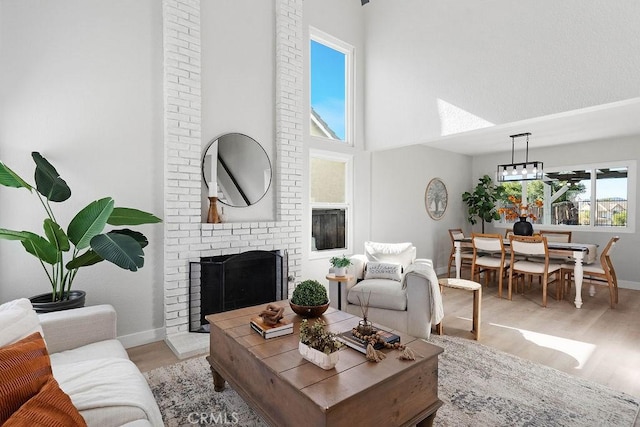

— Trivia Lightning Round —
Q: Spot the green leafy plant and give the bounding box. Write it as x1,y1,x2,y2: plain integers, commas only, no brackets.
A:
462,174,504,233
299,319,343,354
0,152,162,302
329,255,352,268
291,279,328,306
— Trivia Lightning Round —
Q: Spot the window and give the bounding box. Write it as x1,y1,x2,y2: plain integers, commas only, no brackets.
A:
309,28,353,144
310,150,352,254
498,161,635,231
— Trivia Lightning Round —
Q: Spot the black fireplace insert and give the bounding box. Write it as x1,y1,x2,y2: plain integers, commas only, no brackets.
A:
189,250,287,332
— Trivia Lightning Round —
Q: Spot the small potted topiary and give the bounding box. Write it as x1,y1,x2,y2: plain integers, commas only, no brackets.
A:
329,255,352,277
290,279,330,318
298,319,342,370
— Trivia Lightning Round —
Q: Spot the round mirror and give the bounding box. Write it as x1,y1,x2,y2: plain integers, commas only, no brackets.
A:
202,133,272,207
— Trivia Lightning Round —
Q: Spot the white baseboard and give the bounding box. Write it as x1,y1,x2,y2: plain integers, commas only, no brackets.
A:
117,327,165,349
618,280,640,291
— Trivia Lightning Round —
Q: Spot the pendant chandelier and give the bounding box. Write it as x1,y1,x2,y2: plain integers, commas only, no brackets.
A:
497,132,544,182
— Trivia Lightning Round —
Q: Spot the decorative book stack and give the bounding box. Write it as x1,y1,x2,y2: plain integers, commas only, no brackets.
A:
250,316,293,339
336,329,400,354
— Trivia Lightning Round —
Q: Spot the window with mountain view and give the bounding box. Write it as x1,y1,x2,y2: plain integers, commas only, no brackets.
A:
499,162,634,229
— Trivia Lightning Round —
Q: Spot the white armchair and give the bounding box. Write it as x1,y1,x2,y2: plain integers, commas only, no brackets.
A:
340,242,443,339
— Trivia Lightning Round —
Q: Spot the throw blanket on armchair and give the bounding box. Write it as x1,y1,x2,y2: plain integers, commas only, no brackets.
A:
402,259,445,325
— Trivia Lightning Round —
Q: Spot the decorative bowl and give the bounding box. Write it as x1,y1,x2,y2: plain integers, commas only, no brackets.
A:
289,301,330,318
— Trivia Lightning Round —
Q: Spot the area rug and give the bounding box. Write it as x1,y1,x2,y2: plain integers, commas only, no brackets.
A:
144,335,639,427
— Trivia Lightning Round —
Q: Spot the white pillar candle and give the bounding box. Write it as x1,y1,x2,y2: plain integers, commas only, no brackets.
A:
208,181,217,197
206,146,218,197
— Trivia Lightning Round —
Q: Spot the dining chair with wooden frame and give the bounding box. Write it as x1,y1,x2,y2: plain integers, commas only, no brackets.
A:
471,233,510,298
538,230,572,243
533,230,573,262
561,236,620,309
447,228,473,278
508,235,563,307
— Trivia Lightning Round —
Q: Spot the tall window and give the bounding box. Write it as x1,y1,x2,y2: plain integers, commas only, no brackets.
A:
310,150,352,254
499,161,635,230
309,28,353,144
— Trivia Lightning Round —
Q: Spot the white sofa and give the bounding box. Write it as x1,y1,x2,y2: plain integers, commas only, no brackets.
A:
340,242,444,339
0,299,163,426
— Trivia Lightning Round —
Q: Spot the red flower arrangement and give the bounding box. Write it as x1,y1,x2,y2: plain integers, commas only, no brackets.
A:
498,195,543,221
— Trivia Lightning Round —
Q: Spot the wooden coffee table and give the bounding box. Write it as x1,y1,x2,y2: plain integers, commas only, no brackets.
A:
205,301,443,427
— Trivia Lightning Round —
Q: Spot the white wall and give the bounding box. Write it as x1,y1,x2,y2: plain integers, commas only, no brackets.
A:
0,1,165,340
370,145,472,273
472,136,640,289
363,0,640,151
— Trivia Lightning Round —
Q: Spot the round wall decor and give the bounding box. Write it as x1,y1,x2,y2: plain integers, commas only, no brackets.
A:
425,178,448,220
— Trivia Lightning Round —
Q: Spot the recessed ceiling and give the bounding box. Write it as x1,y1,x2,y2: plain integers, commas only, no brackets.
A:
420,97,640,156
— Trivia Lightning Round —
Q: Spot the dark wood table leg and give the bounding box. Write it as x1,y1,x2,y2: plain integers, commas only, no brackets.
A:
206,356,226,392
416,410,437,427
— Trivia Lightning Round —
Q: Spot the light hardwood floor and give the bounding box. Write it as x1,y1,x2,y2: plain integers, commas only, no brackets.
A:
128,277,640,399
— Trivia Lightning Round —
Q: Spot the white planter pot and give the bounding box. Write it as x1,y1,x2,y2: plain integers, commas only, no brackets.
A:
333,267,347,277
298,342,339,370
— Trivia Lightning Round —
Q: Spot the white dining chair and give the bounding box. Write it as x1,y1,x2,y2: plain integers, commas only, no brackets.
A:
447,228,473,278
508,235,562,307
471,233,510,298
561,236,619,308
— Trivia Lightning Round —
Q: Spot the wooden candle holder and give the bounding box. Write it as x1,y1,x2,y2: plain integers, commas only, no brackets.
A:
207,197,221,223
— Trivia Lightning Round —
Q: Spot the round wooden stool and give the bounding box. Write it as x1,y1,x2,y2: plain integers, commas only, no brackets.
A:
437,278,482,340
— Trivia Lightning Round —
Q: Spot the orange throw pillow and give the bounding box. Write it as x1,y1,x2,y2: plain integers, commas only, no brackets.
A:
0,332,52,424
4,376,87,427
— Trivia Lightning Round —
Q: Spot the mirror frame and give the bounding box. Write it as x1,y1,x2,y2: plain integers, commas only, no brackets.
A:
202,133,272,207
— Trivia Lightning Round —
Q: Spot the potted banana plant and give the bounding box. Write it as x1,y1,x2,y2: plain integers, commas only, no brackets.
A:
0,152,162,312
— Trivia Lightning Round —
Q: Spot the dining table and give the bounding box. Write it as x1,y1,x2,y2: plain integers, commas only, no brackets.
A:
454,237,598,308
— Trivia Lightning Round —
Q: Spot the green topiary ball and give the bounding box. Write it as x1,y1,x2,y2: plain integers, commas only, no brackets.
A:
291,279,328,306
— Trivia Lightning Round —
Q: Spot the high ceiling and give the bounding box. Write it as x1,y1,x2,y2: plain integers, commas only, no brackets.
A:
419,97,640,156
364,1,640,155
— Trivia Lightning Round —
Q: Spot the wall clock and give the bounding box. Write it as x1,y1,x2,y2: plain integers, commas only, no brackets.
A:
425,178,448,220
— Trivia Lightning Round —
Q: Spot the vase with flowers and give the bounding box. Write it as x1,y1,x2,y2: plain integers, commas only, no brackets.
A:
498,195,543,236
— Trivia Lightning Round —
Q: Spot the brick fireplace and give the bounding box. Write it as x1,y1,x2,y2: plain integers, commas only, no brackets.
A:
162,0,303,358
